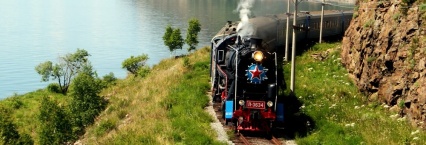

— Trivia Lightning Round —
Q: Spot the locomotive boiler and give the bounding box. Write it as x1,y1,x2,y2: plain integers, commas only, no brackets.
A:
210,10,353,133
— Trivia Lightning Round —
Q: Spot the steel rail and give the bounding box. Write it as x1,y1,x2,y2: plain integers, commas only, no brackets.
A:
238,133,251,145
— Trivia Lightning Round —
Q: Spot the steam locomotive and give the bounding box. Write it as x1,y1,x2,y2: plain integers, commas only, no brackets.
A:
210,10,353,133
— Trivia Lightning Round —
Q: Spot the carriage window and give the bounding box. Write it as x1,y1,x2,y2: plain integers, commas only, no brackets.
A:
218,50,224,62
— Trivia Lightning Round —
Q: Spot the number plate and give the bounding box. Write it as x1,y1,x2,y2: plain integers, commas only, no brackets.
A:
246,100,265,109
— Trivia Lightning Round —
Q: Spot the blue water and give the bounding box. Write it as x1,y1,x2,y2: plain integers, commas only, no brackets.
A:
0,0,353,99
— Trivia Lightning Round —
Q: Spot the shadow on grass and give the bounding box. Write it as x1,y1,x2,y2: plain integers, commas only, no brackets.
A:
273,93,315,139
273,67,316,139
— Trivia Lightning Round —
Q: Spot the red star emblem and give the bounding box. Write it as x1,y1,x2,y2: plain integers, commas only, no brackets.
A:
249,65,263,80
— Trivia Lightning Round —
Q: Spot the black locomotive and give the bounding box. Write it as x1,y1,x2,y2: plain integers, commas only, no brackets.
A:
210,10,353,133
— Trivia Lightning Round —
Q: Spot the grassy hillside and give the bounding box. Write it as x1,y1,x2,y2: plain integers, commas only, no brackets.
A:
79,47,223,144
285,42,426,144
0,90,71,144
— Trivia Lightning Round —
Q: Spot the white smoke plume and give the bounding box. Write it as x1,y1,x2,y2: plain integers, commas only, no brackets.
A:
235,0,256,38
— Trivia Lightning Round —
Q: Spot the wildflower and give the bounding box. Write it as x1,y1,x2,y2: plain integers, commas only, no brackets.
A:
329,104,337,109
383,104,390,109
390,114,399,119
413,137,419,140
345,123,355,127
300,105,305,109
397,116,406,122
411,130,420,135
354,106,360,109
308,67,313,71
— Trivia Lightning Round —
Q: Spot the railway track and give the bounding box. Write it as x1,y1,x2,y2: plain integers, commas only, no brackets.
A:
212,100,286,145
236,133,284,145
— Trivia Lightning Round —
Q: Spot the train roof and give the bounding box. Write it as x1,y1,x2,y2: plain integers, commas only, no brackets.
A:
212,10,353,42
273,10,353,19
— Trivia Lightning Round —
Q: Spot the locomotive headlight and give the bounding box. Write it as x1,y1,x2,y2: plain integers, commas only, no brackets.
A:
252,51,264,62
267,101,274,107
239,100,245,106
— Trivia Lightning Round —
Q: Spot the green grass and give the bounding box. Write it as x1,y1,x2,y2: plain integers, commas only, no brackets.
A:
164,59,220,144
0,89,71,143
284,42,426,144
363,19,374,28
80,47,224,144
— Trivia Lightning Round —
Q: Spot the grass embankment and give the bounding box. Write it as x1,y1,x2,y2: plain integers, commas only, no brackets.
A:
80,47,223,144
0,91,71,144
287,42,426,144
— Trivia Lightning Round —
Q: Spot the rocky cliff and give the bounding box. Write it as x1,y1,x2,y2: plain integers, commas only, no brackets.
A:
341,0,426,127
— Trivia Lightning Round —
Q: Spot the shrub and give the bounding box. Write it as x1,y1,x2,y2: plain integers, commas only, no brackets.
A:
363,19,374,28
70,73,106,132
5,97,23,109
122,54,149,75
38,96,72,144
137,66,151,78
392,13,401,21
183,57,190,67
18,134,34,145
102,72,117,86
0,106,20,144
353,12,358,18
367,56,377,63
47,83,61,93
421,4,426,12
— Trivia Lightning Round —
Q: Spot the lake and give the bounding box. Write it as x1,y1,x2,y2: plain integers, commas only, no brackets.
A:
0,0,353,99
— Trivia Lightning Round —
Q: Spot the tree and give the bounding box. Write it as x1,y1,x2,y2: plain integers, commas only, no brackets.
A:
163,25,184,55
35,49,91,94
38,96,72,145
122,54,149,75
70,72,106,131
170,28,184,52
163,25,173,52
185,18,201,52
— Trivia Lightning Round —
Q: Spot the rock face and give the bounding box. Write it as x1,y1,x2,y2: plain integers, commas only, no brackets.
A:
341,0,426,127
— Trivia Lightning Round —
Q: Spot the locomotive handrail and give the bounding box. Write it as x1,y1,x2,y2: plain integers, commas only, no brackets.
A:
274,52,278,111
228,44,239,111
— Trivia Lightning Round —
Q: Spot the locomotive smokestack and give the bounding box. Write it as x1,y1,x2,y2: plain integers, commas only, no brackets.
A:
250,38,262,50
235,0,255,38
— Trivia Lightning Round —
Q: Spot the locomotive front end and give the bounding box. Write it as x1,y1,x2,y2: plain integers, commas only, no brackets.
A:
224,37,280,132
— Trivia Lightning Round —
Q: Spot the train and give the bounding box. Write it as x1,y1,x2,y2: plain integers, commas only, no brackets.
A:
210,10,353,134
